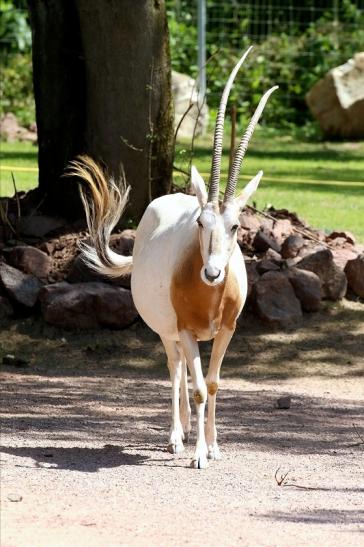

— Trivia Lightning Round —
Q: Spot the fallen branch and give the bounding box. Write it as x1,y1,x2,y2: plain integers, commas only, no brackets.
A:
274,467,322,490
249,205,331,249
11,172,21,223
274,466,290,486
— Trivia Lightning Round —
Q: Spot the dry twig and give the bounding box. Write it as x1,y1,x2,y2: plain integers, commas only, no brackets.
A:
147,59,155,204
120,136,143,153
274,467,290,486
171,50,220,193
249,205,331,249
11,172,21,222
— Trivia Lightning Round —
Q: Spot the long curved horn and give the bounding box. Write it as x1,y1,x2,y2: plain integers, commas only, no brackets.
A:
224,85,279,203
208,46,253,203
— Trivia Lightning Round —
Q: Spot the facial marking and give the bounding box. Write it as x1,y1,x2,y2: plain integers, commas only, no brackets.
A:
197,202,241,287
200,209,217,229
222,205,240,231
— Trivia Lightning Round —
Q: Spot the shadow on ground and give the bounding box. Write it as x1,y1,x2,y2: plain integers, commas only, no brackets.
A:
259,509,364,526
1,370,363,469
1,299,363,472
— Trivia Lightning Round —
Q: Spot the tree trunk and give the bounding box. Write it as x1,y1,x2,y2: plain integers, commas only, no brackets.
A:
28,0,174,221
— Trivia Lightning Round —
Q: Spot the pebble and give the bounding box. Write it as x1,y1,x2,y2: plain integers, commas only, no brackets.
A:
7,493,22,502
276,396,291,409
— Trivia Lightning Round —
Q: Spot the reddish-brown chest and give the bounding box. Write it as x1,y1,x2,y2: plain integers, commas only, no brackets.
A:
170,239,242,339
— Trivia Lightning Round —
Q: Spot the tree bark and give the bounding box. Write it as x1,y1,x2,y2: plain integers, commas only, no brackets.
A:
28,0,174,220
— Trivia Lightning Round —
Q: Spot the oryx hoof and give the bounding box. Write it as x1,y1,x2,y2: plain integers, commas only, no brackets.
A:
167,441,184,455
207,443,222,461
190,447,208,469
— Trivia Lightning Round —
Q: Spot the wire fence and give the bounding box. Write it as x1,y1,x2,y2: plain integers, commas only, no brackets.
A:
1,2,364,128
167,0,364,127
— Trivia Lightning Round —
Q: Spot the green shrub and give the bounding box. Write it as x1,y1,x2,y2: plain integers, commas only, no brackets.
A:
0,1,34,126
168,0,364,131
0,52,34,126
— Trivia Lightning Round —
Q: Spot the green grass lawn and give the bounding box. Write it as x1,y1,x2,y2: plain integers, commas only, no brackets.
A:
0,141,38,195
1,135,364,241
176,132,364,242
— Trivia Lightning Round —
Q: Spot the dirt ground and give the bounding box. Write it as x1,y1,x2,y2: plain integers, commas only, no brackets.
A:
1,299,363,547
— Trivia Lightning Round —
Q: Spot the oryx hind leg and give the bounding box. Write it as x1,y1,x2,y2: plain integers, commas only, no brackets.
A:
178,350,191,442
161,337,185,455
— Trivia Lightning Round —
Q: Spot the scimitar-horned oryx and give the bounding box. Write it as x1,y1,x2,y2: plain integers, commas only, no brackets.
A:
69,46,277,469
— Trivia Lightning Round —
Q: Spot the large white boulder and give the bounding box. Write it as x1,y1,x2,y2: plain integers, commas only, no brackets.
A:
306,52,364,138
172,71,208,139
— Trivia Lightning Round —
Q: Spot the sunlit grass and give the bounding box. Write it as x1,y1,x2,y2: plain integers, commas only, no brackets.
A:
1,135,364,241
0,141,38,195
175,132,364,242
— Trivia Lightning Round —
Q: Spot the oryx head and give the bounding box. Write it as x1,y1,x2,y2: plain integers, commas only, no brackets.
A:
191,46,278,287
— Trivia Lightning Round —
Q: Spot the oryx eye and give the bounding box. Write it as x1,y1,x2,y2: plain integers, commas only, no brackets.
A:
197,219,203,228
231,224,239,232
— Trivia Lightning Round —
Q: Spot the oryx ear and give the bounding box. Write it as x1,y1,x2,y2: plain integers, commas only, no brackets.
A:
235,171,263,211
190,165,207,208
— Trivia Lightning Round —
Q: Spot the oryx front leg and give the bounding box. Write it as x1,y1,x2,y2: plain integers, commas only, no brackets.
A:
161,338,184,455
179,330,208,469
205,327,234,460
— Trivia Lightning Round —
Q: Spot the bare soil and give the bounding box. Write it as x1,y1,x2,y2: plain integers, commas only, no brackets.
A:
1,299,363,547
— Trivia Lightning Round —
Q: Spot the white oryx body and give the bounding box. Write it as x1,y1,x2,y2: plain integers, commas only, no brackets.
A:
70,46,277,469
131,192,247,341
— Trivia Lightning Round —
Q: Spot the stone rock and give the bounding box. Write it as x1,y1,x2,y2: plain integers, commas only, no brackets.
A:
39,282,138,329
327,236,347,247
239,212,261,233
0,113,19,140
281,235,305,259
276,396,291,409
270,219,294,244
38,241,55,255
67,255,131,289
253,271,302,327
110,229,136,256
264,248,282,263
245,261,260,302
297,249,347,301
306,52,364,138
18,216,64,238
253,230,281,253
327,230,356,245
4,246,52,279
256,259,280,275
7,493,23,503
288,268,322,312
284,256,303,269
298,243,326,258
0,296,13,320
0,112,37,142
259,217,274,232
331,247,358,270
238,212,261,248
172,71,208,138
344,254,364,298
0,263,42,307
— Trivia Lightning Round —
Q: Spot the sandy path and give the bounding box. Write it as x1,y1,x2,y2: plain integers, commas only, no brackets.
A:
1,300,363,546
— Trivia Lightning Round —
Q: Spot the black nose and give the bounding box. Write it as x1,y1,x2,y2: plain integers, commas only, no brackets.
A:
205,268,221,282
